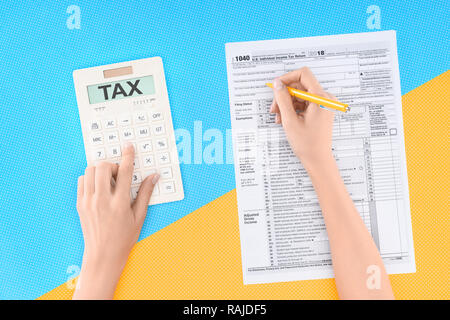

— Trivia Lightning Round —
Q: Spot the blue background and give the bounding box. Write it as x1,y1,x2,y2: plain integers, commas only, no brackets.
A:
0,0,448,299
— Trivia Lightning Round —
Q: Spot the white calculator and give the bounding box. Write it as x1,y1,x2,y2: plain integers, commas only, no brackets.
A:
73,57,184,205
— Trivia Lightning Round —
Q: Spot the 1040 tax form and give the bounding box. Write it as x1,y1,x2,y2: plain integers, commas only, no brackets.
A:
225,31,415,284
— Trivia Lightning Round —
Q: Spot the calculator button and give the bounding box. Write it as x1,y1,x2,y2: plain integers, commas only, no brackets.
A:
107,145,121,158
131,187,139,200
106,131,119,144
119,114,132,126
152,124,165,135
93,148,106,160
161,181,175,194
134,112,148,124
152,184,160,195
157,152,170,165
142,169,156,178
104,119,116,129
138,140,152,153
132,171,142,185
90,133,104,145
90,120,101,131
142,155,155,167
160,167,173,179
121,128,135,140
136,126,150,138
150,110,164,122
133,157,140,169
155,138,168,150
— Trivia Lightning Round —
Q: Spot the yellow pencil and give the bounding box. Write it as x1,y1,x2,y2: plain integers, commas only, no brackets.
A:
266,83,349,112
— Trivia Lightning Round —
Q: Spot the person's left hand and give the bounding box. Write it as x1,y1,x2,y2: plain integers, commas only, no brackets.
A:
74,143,159,299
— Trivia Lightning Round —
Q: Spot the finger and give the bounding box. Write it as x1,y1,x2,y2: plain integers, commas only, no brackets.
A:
326,91,337,101
77,176,84,201
303,89,337,118
279,67,324,94
133,174,160,225
110,163,119,187
269,100,276,113
289,81,307,91
316,92,336,120
84,166,95,195
95,161,114,192
116,143,135,194
273,97,305,115
272,78,298,128
303,102,321,118
275,113,281,124
293,101,307,112
111,163,119,178
304,85,332,117
270,99,280,114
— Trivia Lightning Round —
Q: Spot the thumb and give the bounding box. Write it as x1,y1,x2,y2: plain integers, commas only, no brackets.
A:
133,173,160,225
272,78,298,128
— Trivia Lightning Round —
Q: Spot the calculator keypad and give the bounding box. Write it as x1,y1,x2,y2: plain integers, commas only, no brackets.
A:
87,110,180,203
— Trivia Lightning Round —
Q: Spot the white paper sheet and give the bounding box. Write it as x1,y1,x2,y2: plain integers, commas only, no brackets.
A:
225,31,415,284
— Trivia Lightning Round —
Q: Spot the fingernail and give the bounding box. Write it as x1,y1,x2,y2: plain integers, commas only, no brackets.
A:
273,78,285,90
151,174,160,185
122,142,134,151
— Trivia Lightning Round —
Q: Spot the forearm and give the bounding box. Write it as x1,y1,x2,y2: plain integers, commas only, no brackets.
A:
72,253,126,300
304,155,394,300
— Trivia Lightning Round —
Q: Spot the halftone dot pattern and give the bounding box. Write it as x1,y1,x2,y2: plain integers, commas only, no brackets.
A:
40,190,340,300
40,71,449,300
388,70,450,300
0,0,449,299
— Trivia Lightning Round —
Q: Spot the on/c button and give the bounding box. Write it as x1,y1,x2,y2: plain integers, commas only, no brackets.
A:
161,181,175,194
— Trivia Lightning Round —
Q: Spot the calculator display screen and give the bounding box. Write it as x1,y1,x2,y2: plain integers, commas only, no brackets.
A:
87,75,155,104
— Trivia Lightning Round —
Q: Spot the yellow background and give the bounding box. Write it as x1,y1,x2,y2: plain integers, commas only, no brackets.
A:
40,71,449,300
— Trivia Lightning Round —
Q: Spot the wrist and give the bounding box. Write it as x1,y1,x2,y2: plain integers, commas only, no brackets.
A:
82,249,127,281
73,251,127,299
300,152,336,174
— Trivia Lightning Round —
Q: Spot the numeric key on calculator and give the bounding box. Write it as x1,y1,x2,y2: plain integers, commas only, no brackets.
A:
133,157,140,169
142,169,156,178
131,187,139,200
93,148,106,160
132,171,142,185
152,184,159,196
107,145,121,158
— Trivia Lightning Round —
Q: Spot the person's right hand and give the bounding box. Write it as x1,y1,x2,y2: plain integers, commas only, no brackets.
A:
269,67,336,170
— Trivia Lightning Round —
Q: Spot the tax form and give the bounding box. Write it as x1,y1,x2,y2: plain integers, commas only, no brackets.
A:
225,31,415,284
